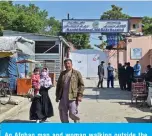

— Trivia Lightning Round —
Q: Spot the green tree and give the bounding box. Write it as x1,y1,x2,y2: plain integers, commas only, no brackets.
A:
100,5,152,35
100,5,130,19
61,33,91,49
99,41,107,50
0,2,16,30
142,16,152,35
0,2,91,49
12,3,48,33
0,2,48,33
94,41,107,50
99,5,130,49
43,17,61,36
0,24,3,36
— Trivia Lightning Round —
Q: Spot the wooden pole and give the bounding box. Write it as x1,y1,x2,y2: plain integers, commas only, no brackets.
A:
25,63,27,78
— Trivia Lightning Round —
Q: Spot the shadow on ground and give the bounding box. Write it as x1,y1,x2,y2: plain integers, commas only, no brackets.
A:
113,101,151,113
84,85,151,116
85,87,95,89
84,87,131,100
2,119,35,123
125,116,152,123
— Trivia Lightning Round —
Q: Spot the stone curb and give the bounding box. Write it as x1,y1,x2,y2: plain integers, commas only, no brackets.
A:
0,98,29,122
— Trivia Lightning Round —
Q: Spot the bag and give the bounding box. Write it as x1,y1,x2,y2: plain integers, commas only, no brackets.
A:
26,88,34,99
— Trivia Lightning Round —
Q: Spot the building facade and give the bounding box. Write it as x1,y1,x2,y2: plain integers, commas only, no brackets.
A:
108,36,152,73
129,17,143,33
107,17,152,72
3,30,70,80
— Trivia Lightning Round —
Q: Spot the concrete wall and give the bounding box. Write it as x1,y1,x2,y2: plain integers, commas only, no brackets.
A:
107,50,126,69
149,50,152,66
126,36,152,72
108,36,152,73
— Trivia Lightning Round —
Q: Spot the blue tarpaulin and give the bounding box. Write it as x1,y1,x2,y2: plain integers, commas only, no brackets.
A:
0,36,35,91
0,57,9,77
0,54,30,90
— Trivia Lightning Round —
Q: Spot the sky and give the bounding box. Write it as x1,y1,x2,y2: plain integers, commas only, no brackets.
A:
14,1,152,45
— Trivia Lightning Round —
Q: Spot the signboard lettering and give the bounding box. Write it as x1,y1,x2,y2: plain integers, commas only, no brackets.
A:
62,20,129,33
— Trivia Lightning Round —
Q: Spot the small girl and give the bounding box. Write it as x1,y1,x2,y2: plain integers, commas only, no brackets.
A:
31,68,41,97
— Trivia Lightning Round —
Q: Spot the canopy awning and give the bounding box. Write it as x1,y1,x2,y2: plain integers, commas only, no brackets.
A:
16,59,39,64
0,36,35,56
0,50,16,58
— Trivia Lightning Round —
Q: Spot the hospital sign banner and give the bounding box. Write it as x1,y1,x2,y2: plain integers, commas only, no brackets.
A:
62,19,129,33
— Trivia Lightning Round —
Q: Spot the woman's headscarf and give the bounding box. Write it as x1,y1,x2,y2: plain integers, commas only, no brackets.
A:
40,68,52,88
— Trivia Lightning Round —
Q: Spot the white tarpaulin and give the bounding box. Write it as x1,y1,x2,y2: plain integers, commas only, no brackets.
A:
69,49,108,78
0,36,35,56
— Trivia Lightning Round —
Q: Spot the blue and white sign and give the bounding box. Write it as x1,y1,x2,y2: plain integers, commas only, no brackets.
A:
131,48,142,59
62,19,129,33
107,34,118,47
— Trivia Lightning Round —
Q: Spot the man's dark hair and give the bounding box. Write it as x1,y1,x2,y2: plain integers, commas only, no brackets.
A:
147,65,151,69
33,67,39,73
137,61,139,63
64,59,72,64
125,62,127,65
127,62,130,66
118,63,122,66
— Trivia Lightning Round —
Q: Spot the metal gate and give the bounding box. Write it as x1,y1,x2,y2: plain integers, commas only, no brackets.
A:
70,50,108,78
70,53,100,78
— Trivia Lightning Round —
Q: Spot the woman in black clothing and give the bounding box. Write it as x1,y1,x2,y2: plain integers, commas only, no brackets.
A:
30,67,44,123
29,95,45,122
39,68,54,122
30,68,54,123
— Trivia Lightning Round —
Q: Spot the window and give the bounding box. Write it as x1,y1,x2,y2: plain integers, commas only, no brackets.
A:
133,24,136,29
35,41,59,53
133,24,139,29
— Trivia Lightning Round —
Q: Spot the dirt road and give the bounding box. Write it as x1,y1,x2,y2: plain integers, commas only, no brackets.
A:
2,79,152,123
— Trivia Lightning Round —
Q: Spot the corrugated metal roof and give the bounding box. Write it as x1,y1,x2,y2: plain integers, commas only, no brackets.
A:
3,30,59,38
3,30,70,48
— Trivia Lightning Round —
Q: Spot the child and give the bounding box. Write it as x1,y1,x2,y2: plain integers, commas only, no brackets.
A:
31,67,41,97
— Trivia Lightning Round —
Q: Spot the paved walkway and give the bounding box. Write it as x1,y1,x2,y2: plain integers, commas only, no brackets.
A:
1,79,152,123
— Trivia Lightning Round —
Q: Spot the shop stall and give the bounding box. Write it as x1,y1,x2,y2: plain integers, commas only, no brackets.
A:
16,59,39,96
0,36,35,94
